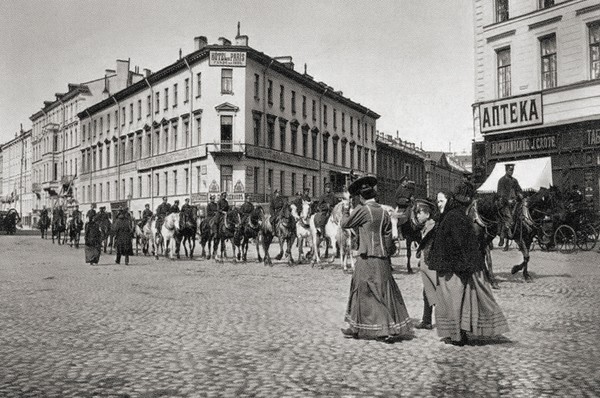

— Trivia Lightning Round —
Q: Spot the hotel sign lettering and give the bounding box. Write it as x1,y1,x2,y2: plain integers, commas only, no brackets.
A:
490,135,557,156
586,129,600,146
479,93,543,134
209,51,247,67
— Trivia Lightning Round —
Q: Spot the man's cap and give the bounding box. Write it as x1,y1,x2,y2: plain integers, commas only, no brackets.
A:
145,203,150,207
210,195,216,199
185,198,190,202
99,206,106,210
414,198,436,213
162,196,168,200
348,176,377,196
505,163,515,169
221,192,227,196
174,200,179,204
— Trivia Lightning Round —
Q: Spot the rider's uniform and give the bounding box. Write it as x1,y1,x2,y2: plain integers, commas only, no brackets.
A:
497,174,522,238
240,201,254,224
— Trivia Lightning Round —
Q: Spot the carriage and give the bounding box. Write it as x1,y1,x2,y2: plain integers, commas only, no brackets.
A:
536,201,599,253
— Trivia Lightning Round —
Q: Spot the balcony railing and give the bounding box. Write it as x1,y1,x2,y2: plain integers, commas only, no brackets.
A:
208,141,245,154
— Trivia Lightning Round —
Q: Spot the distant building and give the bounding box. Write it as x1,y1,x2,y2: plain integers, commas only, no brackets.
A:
376,132,426,205
451,151,472,173
1,129,33,226
30,60,143,213
472,0,600,207
424,152,469,199
77,33,379,218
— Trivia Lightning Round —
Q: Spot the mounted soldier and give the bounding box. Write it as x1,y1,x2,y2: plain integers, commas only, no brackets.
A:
140,203,153,228
292,187,311,214
394,175,415,238
313,182,339,236
155,196,171,235
270,189,285,230
86,203,97,222
72,204,82,221
181,198,192,213
95,206,110,223
497,163,523,244
206,195,218,219
212,192,229,234
169,200,180,214
239,193,254,225
53,204,65,224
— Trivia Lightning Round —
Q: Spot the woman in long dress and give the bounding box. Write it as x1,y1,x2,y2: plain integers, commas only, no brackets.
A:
340,176,413,343
428,190,509,346
84,215,102,265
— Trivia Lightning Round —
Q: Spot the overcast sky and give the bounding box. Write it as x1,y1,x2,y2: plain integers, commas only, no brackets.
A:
0,0,474,153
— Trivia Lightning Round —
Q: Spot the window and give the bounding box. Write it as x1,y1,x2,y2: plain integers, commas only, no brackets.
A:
154,129,160,156
312,100,316,120
185,78,190,102
268,169,273,190
350,146,355,169
539,0,554,9
253,114,261,146
323,105,328,126
333,138,338,165
164,172,168,196
357,146,362,171
120,137,126,164
93,120,97,139
155,173,160,196
164,88,169,109
164,126,169,153
137,100,142,120
137,135,142,159
184,120,190,147
122,107,126,125
540,35,557,89
121,179,126,200
268,80,273,105
128,103,133,123
173,84,178,107
99,118,103,136
221,69,233,94
106,182,110,201
114,110,118,129
333,109,337,129
291,91,296,114
267,119,275,149
221,116,233,150
280,85,285,110
221,165,233,193
147,174,151,197
302,174,307,191
280,171,285,194
106,142,110,167
196,72,202,97
591,23,600,79
129,178,133,198
173,125,178,151
291,124,298,154
280,123,286,151
312,176,316,196
323,136,328,163
146,132,151,157
195,117,202,145
128,137,134,161
196,166,201,193
173,170,178,195
311,132,317,160
496,0,508,23
350,116,354,135
302,129,308,157
254,74,260,99
497,48,511,98
291,173,296,195
98,147,103,169
147,95,151,116
138,176,142,198
302,95,307,118
341,141,347,166
184,168,189,193
155,92,160,113
253,167,260,193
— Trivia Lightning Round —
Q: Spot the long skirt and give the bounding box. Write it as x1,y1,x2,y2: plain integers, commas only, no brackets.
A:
419,265,437,307
436,270,509,341
345,256,413,339
85,245,101,264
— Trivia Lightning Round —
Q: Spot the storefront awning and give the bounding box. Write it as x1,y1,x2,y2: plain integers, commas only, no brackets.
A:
477,157,553,193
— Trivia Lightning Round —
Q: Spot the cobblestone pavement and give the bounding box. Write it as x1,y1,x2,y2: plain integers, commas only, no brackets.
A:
0,235,599,397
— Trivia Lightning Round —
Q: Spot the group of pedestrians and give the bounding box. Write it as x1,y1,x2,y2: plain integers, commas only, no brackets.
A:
83,204,136,266
340,175,509,346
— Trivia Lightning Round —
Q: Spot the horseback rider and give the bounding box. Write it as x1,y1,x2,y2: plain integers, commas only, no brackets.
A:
212,192,230,233
155,196,171,234
40,205,49,221
292,187,311,215
270,189,285,230
72,205,82,221
53,205,65,224
140,203,153,228
239,193,254,225
181,198,192,213
497,163,523,242
206,195,218,219
453,173,476,206
394,175,415,238
314,182,339,235
169,200,180,214
86,203,97,221
95,206,109,223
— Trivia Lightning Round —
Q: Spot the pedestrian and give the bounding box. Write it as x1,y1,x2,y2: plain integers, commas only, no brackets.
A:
112,212,133,265
84,214,102,265
340,176,413,343
429,190,509,346
414,198,437,330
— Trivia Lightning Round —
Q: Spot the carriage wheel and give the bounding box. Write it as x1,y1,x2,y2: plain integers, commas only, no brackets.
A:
554,225,576,254
576,224,597,251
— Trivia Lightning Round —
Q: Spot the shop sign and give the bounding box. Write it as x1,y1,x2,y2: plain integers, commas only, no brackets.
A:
490,135,557,156
110,200,128,210
246,146,319,170
136,146,206,171
479,93,543,134
586,128,600,146
190,192,208,204
209,51,247,67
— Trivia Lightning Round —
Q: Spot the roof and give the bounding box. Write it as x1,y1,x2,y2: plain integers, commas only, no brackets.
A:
78,44,380,120
477,157,553,193
30,84,92,121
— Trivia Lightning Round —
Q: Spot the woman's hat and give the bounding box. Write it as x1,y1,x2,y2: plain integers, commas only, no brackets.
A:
348,175,377,196
453,182,474,204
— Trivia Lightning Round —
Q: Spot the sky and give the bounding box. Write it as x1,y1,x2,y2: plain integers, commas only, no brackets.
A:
0,0,475,153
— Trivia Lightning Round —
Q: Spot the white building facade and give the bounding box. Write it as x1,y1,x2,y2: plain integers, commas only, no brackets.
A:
472,0,600,207
78,34,379,218
1,129,33,226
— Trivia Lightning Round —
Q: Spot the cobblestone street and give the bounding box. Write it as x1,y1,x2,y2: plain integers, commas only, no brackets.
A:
0,235,599,397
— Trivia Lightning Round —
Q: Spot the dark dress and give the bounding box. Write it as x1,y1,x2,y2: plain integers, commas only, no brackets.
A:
341,200,413,339
84,220,102,264
112,217,133,256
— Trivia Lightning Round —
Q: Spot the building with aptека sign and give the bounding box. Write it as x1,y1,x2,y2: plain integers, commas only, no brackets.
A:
76,27,379,218
472,0,600,209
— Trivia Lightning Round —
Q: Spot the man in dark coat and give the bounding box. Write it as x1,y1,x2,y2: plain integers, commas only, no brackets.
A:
497,163,522,241
239,193,254,224
292,188,311,215
72,205,82,222
86,203,97,222
84,214,103,265
40,205,49,219
212,192,229,235
395,176,415,210
112,213,133,265
140,203,153,228
314,183,339,235
155,196,171,234
169,200,180,214
95,206,109,223
206,195,218,219
181,198,192,213
270,189,285,230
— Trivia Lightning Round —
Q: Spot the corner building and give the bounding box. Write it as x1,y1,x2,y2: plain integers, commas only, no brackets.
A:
78,34,379,217
472,0,600,208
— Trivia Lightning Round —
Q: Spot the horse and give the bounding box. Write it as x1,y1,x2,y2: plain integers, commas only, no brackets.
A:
392,203,422,274
197,215,214,260
97,216,114,254
309,200,354,272
291,200,313,263
161,212,181,260
66,214,84,248
142,216,160,259
235,206,264,263
51,212,66,244
214,209,242,262
38,212,50,239
259,207,276,266
179,208,198,259
273,203,297,266
132,220,148,256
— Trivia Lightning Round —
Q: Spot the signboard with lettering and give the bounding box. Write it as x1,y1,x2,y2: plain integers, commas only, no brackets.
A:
136,146,206,171
479,93,543,134
586,128,600,146
190,192,208,204
209,51,247,67
245,146,320,170
490,135,557,157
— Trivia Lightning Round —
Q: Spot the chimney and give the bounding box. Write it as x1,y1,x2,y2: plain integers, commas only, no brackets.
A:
218,37,231,46
105,69,116,75
179,48,182,59
274,56,294,70
235,35,249,46
194,36,208,51
143,68,152,77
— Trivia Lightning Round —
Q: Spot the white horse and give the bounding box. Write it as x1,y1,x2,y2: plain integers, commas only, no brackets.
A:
161,212,181,260
309,199,355,272
381,204,400,254
291,200,313,263
142,216,160,260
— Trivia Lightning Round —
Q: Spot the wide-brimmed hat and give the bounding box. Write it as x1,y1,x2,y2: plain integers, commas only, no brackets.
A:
348,176,377,196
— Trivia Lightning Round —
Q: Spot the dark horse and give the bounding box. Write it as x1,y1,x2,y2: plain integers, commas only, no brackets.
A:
1,209,19,235
67,214,84,248
97,217,114,253
51,212,66,244
234,206,263,263
273,204,297,265
211,209,242,262
38,211,50,239
179,208,197,258
198,215,214,260
390,204,422,274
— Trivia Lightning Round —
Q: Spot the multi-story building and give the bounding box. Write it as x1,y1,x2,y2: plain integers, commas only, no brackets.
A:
472,0,600,207
30,60,143,213
77,33,379,218
376,132,427,205
424,152,469,199
0,129,33,226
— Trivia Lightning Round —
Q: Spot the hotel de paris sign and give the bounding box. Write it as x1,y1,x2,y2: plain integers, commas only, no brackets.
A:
479,93,543,134
209,51,247,67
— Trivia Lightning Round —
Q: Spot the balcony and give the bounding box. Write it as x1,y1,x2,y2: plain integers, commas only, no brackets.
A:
208,141,245,159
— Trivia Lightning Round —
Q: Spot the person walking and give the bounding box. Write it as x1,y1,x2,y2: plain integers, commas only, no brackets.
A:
414,198,437,330
84,214,102,265
340,176,413,343
429,190,509,346
112,212,133,265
